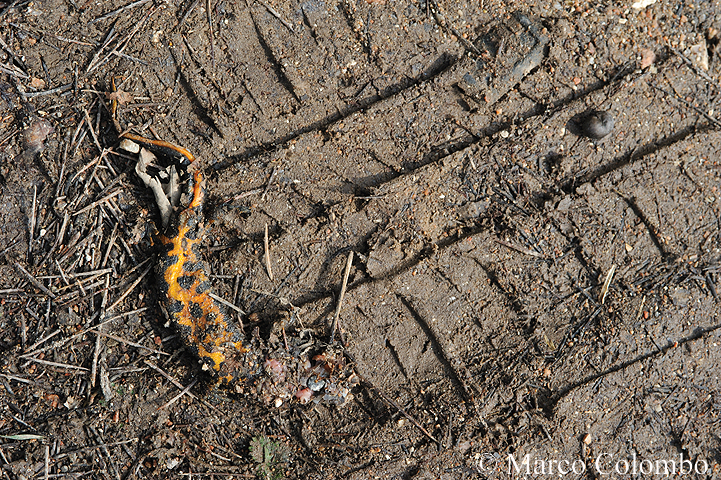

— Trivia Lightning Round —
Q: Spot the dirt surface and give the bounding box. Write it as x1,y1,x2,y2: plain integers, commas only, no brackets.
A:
1,0,720,478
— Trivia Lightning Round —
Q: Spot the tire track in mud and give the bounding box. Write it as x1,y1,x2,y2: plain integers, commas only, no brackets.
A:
262,59,702,304
172,2,720,433
549,322,721,407
209,44,718,219
558,122,716,194
209,52,459,171
396,293,476,405
265,73,720,429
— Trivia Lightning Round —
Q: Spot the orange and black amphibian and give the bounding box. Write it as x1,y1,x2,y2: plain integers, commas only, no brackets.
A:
156,169,263,384
122,132,261,384
126,133,357,404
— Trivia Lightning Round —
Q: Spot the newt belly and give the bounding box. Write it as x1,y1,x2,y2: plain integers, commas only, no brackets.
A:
126,133,357,405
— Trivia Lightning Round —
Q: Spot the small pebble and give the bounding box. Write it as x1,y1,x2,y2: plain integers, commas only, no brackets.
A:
581,110,614,139
119,138,140,153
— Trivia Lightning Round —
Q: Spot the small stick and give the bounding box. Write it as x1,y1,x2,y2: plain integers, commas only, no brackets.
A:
29,184,37,260
354,195,386,200
101,223,118,268
668,44,721,91
257,0,294,32
88,6,156,74
19,82,72,99
0,62,29,79
24,357,89,372
14,262,56,298
649,82,721,128
91,303,105,388
0,288,23,295
0,441,10,465
52,439,137,461
54,213,69,253
106,262,153,312
70,105,89,149
229,187,264,202
99,331,170,356
179,0,201,26
207,0,215,66
24,303,41,322
44,443,49,480
85,22,118,73
207,291,246,315
91,274,111,388
144,360,198,399
331,251,353,344
0,373,33,385
495,238,546,259
71,189,122,216
143,360,223,414
55,283,111,310
706,271,718,301
0,126,19,147
53,35,95,47
91,0,152,24
18,308,149,359
232,274,240,306
0,34,27,74
86,424,121,480
83,109,104,153
359,372,439,444
110,50,148,65
69,153,102,184
0,233,21,256
55,139,68,200
600,264,616,305
24,329,61,352
261,166,277,201
264,223,274,281
19,312,27,350
634,295,647,322
178,473,252,478
0,0,21,19
157,379,197,411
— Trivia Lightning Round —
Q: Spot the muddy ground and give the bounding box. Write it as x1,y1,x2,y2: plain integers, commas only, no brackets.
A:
1,0,720,478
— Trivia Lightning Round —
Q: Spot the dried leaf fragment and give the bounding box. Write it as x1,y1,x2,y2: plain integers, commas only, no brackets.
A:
108,90,134,105
135,148,173,229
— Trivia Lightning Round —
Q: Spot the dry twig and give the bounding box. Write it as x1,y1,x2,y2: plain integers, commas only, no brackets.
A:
600,264,616,305
106,261,153,312
158,379,198,411
264,223,274,281
331,251,353,344
14,262,56,298
208,291,246,315
261,166,277,201
91,0,152,24
257,0,294,32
